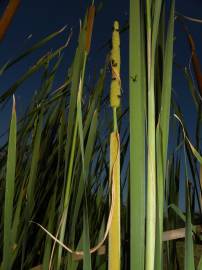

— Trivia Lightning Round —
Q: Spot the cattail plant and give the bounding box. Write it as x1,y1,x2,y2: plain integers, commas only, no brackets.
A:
108,20,121,270
2,96,16,270
0,0,21,41
2,1,202,269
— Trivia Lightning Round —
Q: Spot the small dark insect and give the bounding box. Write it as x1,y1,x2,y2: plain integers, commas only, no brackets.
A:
130,75,137,82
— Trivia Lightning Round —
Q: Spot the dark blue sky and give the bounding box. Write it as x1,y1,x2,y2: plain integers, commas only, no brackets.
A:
0,0,129,140
0,0,202,144
174,0,202,140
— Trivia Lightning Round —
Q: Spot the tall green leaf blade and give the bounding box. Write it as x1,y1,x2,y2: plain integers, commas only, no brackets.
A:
184,187,195,270
155,1,175,269
2,96,17,270
77,78,92,270
83,209,92,270
42,190,56,270
69,107,99,251
20,110,43,269
157,0,175,172
129,0,145,269
27,111,43,213
183,133,195,270
12,185,24,245
64,14,88,165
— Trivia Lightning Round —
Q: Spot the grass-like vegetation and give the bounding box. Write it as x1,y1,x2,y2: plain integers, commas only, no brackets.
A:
0,1,202,269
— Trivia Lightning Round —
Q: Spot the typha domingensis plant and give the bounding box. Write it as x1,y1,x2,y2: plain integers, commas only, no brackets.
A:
108,20,121,270
1,1,202,269
0,0,21,41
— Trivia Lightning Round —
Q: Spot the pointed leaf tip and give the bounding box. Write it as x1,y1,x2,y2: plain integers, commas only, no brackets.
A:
12,95,16,113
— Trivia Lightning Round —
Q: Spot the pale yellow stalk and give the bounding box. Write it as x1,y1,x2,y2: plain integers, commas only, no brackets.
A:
108,20,121,270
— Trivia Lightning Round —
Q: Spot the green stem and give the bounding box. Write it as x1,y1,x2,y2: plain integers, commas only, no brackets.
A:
56,51,88,270
113,107,118,132
145,4,156,270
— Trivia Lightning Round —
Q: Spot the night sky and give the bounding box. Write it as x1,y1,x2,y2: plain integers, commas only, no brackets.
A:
0,0,129,140
0,0,202,150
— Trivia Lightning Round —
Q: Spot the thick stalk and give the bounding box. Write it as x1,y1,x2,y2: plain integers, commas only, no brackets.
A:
145,1,156,269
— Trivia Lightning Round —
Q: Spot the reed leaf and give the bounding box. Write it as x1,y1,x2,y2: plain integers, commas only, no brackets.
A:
2,96,17,270
155,1,175,269
129,0,145,269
